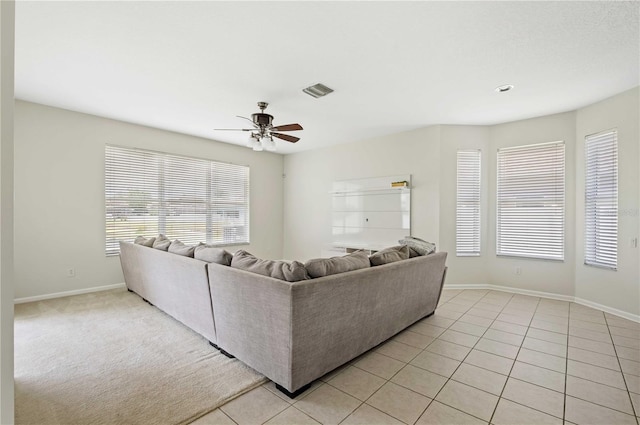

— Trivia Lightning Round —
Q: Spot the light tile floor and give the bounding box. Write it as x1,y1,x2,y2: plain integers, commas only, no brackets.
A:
192,289,640,425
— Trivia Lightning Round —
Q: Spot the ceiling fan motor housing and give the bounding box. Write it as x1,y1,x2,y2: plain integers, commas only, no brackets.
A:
252,113,273,127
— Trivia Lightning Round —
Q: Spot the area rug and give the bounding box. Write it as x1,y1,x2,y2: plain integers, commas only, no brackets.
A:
15,288,267,425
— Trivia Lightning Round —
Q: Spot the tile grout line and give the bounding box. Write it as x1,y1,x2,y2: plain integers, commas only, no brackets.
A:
400,291,495,424
432,300,638,422
282,294,637,425
563,303,571,423
407,290,501,424
329,298,636,423
434,292,553,423
331,294,473,425
220,291,640,425
445,299,626,419
602,310,640,424
253,387,295,425
487,296,542,424
323,306,462,425
221,408,239,425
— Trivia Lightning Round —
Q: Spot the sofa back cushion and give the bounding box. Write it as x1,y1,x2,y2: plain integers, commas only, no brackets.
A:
152,234,171,251
231,250,308,282
134,236,156,247
369,245,410,266
305,251,370,278
168,240,197,257
194,245,232,266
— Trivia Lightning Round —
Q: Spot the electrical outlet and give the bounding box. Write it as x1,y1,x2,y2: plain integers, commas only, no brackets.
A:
67,268,75,278
515,267,522,275
630,238,638,248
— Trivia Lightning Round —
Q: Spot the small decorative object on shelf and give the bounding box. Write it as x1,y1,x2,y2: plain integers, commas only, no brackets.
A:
391,180,409,188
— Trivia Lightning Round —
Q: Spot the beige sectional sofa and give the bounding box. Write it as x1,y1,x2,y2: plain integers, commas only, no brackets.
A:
119,241,447,397
119,242,218,343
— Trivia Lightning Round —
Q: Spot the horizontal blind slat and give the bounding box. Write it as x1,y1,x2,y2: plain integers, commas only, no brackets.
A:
585,130,618,269
497,142,565,260
105,145,250,256
456,150,481,256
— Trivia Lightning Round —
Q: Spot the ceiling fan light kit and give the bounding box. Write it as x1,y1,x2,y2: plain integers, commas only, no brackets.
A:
215,102,303,152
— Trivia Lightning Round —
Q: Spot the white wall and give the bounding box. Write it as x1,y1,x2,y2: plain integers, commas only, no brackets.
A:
15,87,639,319
575,87,639,316
487,112,577,297
283,126,441,261
0,1,14,421
283,89,639,318
14,101,285,299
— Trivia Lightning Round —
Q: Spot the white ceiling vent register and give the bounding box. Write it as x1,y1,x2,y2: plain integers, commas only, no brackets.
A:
303,83,334,98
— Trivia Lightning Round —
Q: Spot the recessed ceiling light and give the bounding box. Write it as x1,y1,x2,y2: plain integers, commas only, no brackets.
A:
495,84,514,93
303,83,334,98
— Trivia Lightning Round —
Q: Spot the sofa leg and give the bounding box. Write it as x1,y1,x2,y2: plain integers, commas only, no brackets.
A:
209,342,235,359
142,298,154,306
127,288,133,293
218,348,235,359
276,383,311,399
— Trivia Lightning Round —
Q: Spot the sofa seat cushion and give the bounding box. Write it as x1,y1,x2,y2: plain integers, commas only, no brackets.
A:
231,250,309,282
152,234,171,251
369,245,410,266
195,245,232,266
305,251,370,278
168,240,197,257
134,236,156,247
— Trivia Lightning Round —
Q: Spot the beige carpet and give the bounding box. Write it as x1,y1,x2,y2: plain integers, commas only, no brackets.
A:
15,288,267,425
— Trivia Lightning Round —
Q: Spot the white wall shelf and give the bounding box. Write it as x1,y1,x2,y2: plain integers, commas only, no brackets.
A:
329,174,411,254
330,187,410,195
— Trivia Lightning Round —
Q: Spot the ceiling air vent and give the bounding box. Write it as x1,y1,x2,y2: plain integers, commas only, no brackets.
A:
303,83,334,98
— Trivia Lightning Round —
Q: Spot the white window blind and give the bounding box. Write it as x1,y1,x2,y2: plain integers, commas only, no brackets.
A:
585,130,618,270
456,150,481,256
105,145,250,256
497,141,565,260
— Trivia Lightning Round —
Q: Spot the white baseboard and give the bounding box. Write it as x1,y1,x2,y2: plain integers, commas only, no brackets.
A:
574,297,640,323
443,283,639,323
14,283,126,304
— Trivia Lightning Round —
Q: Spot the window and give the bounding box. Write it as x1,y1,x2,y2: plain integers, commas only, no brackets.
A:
105,145,249,256
585,130,618,269
497,141,565,260
456,150,481,256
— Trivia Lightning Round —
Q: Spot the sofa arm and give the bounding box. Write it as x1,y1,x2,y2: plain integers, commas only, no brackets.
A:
119,242,145,296
207,263,295,388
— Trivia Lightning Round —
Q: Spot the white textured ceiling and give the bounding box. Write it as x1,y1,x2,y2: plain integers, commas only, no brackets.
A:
15,1,640,154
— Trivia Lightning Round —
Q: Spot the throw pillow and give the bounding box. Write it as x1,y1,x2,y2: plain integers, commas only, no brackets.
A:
369,245,410,266
305,251,370,278
194,245,233,266
230,250,308,282
152,234,171,251
134,235,156,247
398,236,436,256
168,240,197,257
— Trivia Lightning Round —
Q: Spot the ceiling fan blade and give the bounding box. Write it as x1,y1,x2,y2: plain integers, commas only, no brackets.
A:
214,128,255,131
272,132,300,143
236,116,258,126
272,123,303,131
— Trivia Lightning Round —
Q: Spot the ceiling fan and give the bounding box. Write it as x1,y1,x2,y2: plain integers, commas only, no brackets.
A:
215,102,303,151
